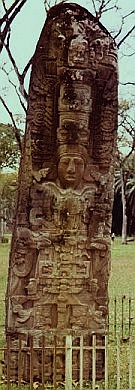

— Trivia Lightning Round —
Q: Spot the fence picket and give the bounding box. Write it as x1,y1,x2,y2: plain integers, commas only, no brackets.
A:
65,335,72,390
114,297,117,337
129,336,132,390
129,298,131,336
7,335,10,390
92,334,96,390
18,336,22,389
80,335,83,390
1,331,135,389
53,335,57,390
105,335,108,390
29,335,34,390
117,335,120,390
41,335,45,390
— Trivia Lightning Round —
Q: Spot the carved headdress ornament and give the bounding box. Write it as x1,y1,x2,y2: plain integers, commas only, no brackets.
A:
57,144,88,164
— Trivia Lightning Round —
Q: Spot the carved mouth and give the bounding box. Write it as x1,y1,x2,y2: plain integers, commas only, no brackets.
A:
65,176,76,181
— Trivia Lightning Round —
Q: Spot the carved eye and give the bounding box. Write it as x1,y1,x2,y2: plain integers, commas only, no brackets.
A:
74,158,84,166
60,158,69,165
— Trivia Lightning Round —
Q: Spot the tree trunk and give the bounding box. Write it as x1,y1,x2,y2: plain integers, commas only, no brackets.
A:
121,168,127,244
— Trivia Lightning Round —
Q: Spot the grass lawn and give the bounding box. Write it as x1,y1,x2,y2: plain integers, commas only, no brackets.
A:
109,237,135,338
110,237,135,297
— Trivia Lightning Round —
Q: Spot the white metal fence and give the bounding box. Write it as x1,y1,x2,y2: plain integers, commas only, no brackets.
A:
0,332,135,390
65,334,135,390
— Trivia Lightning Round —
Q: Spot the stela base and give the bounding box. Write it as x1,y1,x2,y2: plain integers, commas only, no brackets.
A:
4,330,106,383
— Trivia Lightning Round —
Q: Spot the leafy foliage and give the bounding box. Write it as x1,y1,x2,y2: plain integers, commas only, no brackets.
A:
0,171,18,235
0,171,17,208
0,123,20,169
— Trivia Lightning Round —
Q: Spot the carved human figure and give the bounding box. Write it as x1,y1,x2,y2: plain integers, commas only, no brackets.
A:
58,154,85,189
57,146,87,190
5,2,118,383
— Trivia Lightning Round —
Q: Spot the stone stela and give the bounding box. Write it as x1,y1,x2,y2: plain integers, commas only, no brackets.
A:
5,2,118,383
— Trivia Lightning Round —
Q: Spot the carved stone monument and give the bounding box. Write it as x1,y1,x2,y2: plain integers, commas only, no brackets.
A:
5,2,118,383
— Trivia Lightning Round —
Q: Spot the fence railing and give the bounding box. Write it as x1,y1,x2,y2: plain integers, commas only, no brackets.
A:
109,296,135,338
0,332,135,390
0,296,135,389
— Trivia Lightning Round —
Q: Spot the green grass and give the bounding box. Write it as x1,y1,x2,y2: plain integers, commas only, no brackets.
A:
110,237,135,296
109,237,135,339
0,236,135,389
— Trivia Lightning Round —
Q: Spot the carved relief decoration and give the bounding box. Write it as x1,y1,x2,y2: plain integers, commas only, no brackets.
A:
6,2,118,382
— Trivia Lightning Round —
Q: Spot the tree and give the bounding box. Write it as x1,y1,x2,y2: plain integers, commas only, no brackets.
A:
126,169,135,236
0,122,21,169
0,121,20,240
116,100,135,242
0,171,17,241
113,150,135,241
0,1,28,53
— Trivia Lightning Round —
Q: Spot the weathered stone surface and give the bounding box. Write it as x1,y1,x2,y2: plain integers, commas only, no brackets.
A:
5,2,118,382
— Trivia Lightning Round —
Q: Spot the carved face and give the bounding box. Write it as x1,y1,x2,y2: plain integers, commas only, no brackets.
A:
68,37,88,66
72,43,86,63
58,154,85,189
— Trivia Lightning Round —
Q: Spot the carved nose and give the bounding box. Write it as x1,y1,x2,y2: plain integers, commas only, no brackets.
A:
67,159,75,173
